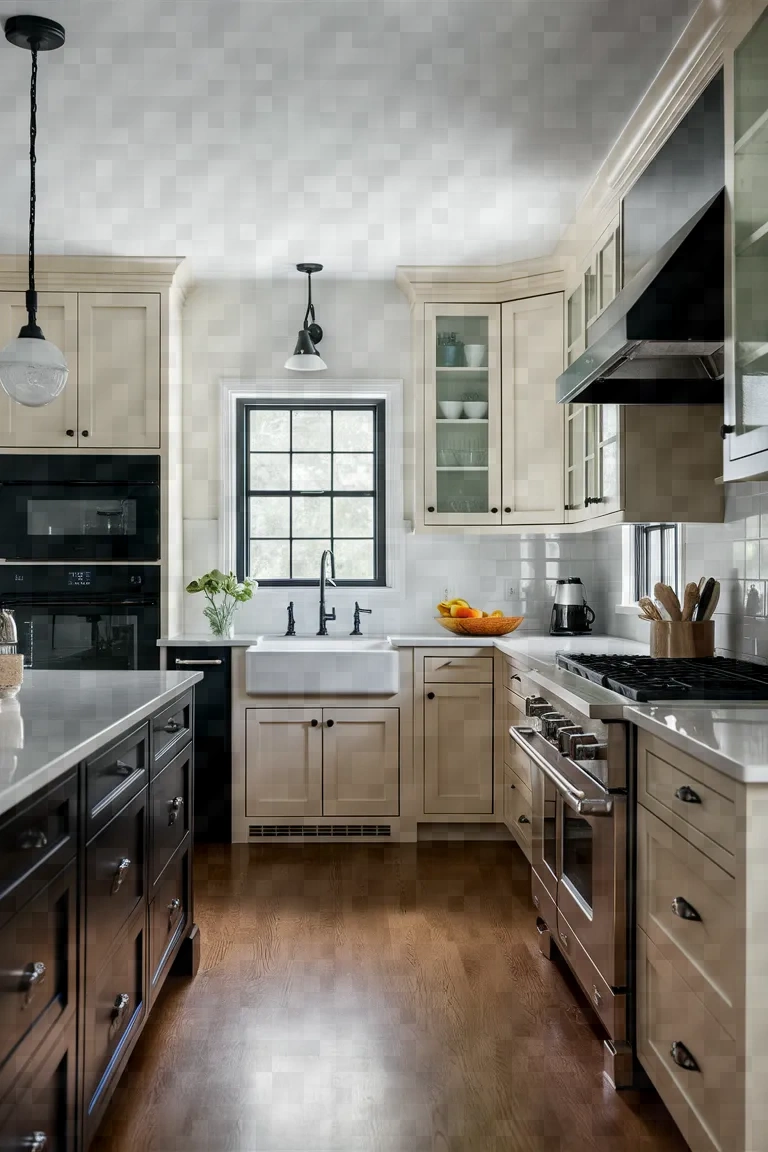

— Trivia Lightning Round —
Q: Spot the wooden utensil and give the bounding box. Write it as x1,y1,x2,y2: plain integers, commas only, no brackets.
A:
700,580,720,621
654,599,671,621
654,582,682,621
681,582,700,622
696,577,716,621
638,596,662,621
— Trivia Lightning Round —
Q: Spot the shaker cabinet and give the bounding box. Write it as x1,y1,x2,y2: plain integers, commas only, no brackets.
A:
0,290,161,451
423,683,493,814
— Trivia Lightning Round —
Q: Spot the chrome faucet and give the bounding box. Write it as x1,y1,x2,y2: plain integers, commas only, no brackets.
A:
317,549,336,635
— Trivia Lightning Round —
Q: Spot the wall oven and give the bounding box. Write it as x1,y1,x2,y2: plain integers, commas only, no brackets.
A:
0,566,160,670
509,680,632,1088
0,455,160,562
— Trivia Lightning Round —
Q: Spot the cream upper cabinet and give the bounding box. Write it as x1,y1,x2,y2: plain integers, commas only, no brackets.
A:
322,708,399,817
245,708,323,817
423,682,493,814
78,293,161,449
501,294,564,524
0,292,79,448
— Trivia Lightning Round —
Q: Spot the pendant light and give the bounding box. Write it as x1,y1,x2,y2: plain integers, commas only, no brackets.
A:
0,15,68,408
284,263,328,372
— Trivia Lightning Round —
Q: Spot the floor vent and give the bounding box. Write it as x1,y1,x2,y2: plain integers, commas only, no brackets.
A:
249,824,392,839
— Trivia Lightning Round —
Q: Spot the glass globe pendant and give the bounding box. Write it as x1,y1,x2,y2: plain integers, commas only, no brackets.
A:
284,263,328,372
0,16,68,408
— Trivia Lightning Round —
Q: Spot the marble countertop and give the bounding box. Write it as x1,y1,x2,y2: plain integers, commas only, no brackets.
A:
626,704,768,784
0,670,203,819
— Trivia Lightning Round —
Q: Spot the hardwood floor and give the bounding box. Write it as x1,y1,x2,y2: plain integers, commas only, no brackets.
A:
92,842,686,1152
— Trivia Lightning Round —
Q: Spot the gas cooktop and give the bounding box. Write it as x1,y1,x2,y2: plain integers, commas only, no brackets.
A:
555,654,768,703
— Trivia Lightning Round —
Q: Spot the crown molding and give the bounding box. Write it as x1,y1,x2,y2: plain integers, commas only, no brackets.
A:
0,255,185,294
395,259,563,305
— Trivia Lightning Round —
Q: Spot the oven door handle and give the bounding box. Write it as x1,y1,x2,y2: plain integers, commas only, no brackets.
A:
509,726,614,817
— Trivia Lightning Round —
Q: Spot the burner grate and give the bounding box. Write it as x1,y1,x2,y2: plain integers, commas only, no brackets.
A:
555,654,768,702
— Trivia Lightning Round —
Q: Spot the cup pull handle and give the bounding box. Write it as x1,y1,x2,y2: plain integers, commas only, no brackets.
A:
18,828,48,850
675,785,701,804
670,1041,699,1072
671,896,702,921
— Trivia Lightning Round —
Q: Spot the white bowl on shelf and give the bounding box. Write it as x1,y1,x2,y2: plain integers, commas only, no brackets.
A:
463,401,488,419
438,401,463,419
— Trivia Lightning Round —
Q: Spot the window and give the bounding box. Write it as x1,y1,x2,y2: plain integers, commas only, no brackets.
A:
236,400,386,585
633,523,679,600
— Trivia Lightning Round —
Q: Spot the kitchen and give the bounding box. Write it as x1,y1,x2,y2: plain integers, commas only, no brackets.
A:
0,0,767,1150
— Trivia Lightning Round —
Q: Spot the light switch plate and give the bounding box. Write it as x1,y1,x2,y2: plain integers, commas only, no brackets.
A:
505,581,518,600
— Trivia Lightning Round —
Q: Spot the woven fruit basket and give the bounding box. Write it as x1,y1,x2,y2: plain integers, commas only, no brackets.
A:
436,615,525,637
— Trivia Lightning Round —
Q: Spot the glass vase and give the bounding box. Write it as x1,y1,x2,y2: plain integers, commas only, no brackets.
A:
205,597,238,639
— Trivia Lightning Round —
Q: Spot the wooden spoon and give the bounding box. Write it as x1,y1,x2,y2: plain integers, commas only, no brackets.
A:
701,580,720,621
681,582,700,622
654,582,682,621
638,596,662,621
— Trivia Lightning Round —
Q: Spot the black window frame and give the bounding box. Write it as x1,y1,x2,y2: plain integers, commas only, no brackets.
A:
633,523,679,601
236,398,387,587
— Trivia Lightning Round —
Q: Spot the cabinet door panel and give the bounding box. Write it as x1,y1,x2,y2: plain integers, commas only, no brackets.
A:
501,294,564,524
78,293,160,448
0,292,78,448
424,683,493,814
322,709,399,817
245,708,323,817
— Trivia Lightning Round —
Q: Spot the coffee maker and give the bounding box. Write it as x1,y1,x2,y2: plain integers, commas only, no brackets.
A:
550,578,595,636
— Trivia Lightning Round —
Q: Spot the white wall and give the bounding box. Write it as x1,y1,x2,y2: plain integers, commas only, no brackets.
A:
179,278,604,637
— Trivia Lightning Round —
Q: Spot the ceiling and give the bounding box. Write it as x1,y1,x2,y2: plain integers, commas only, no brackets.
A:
0,0,699,280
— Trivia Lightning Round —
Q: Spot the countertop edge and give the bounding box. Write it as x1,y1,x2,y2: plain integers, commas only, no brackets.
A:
0,672,204,820
624,705,768,785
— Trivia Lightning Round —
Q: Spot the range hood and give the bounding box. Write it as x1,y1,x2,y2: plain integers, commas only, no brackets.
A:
557,189,724,405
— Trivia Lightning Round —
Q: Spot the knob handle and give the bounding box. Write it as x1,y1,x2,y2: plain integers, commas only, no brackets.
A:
491,507,498,514
111,857,132,894
670,1041,699,1072
427,692,435,700
168,796,184,826
163,719,182,734
66,428,75,437
81,429,89,438
559,932,569,950
18,828,48,850
25,1134,47,1152
168,897,182,927
517,814,530,825
558,726,583,755
427,506,435,513
504,507,511,514
671,896,702,921
310,718,319,727
110,992,130,1037
21,960,46,1005
525,698,551,717
675,784,701,804
326,719,334,727
720,423,735,439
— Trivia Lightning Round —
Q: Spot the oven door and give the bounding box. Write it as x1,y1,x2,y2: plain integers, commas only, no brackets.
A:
512,725,626,990
13,598,160,670
0,483,159,561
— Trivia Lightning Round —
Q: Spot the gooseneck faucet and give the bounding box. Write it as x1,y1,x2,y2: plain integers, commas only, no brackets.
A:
317,549,336,635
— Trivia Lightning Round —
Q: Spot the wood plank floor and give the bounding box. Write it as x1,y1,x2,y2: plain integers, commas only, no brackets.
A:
92,842,686,1152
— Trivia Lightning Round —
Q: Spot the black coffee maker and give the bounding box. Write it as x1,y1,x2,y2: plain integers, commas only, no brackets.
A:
550,578,596,636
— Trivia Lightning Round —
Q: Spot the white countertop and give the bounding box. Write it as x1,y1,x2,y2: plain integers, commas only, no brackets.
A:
626,705,768,784
0,670,203,819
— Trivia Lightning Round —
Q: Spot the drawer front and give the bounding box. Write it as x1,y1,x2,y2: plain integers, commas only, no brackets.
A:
150,845,189,1000
86,790,147,979
423,656,493,684
151,744,191,888
638,806,739,1035
152,692,193,774
503,766,532,859
83,908,146,1141
531,866,557,929
556,909,620,1039
637,929,741,1152
638,734,737,870
0,774,76,923
504,658,527,707
0,1018,76,1152
86,723,148,840
0,862,76,1083
504,693,531,790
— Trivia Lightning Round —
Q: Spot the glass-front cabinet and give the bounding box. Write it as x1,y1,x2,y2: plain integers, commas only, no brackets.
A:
424,304,501,525
725,0,768,477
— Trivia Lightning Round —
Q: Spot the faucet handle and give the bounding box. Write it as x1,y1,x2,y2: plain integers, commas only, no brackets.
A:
326,576,337,588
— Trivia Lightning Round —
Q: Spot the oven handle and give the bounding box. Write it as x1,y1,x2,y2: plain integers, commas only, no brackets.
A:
509,726,614,817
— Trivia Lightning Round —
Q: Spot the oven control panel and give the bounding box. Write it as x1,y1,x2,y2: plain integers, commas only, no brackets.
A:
68,570,92,587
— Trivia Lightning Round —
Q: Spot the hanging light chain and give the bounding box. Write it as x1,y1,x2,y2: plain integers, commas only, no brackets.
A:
28,45,38,300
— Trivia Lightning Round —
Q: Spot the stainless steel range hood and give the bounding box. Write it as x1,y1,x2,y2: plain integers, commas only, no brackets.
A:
557,188,724,405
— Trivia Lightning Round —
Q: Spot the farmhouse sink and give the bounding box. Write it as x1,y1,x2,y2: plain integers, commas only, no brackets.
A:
245,637,399,696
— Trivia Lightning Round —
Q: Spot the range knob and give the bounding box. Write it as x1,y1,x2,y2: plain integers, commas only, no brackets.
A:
570,733,609,760
525,697,551,717
558,725,583,754
541,714,567,741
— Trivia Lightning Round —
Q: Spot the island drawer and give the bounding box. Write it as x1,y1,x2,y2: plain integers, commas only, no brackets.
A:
151,691,193,775
150,743,191,889
83,907,146,1146
86,723,148,841
0,1016,76,1152
150,844,190,1001
86,789,147,979
0,860,76,1088
423,656,493,684
0,773,77,923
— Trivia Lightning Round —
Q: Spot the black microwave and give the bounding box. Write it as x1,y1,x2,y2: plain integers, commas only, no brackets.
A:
0,455,160,562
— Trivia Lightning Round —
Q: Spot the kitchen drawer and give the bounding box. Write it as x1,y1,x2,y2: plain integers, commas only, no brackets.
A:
531,867,557,929
0,1016,77,1152
150,844,189,1001
83,906,146,1145
503,766,532,859
556,909,621,1041
504,658,527,707
505,693,532,791
86,723,148,841
0,773,76,924
638,806,739,1036
150,743,191,889
638,733,738,873
423,656,493,684
86,789,146,979
637,929,741,1152
0,862,76,1087
151,691,193,775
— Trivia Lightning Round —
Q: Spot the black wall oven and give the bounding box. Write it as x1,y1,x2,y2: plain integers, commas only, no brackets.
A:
0,566,160,670
0,455,160,562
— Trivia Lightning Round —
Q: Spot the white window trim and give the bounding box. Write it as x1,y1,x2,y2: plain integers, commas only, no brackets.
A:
219,377,404,595
615,522,684,613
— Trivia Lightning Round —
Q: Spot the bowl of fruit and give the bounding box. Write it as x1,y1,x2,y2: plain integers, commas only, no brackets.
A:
435,599,525,636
